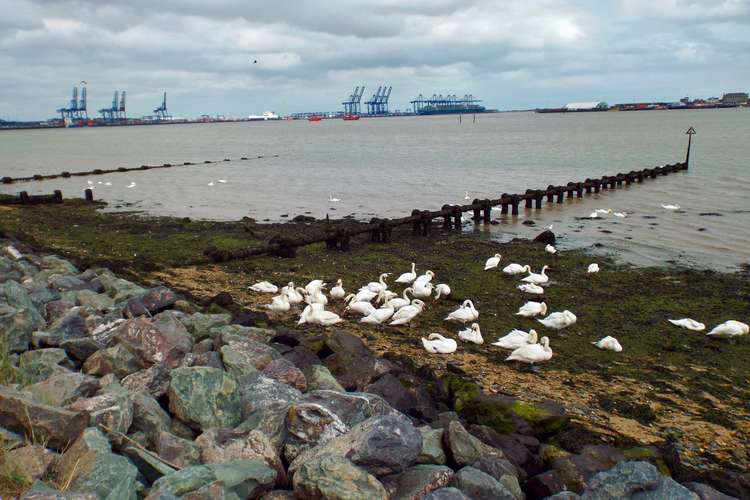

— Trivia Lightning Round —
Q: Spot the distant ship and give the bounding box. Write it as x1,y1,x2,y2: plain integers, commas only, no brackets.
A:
342,114,360,121
307,115,322,122
247,111,280,121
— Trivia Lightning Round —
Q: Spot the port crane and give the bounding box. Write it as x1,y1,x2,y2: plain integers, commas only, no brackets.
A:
57,85,88,121
342,86,364,115
154,92,170,120
365,85,392,115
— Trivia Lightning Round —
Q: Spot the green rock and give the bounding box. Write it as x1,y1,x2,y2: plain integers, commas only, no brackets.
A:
461,395,516,435
417,426,447,465
211,324,275,343
97,270,145,302
130,390,172,447
75,289,115,312
29,371,99,407
307,365,345,393
19,348,74,370
511,400,569,437
83,343,144,378
623,446,671,476
151,459,276,498
123,445,177,483
221,345,259,378
167,367,241,429
150,464,216,496
180,312,231,341
442,375,482,413
293,454,387,500
55,427,139,500
0,304,45,353
1,280,36,310
41,256,79,275
444,421,506,467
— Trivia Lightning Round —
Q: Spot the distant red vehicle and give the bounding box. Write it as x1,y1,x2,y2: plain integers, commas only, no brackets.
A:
342,114,360,121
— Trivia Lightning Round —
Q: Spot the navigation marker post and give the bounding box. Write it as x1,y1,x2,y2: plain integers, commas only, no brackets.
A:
685,126,696,169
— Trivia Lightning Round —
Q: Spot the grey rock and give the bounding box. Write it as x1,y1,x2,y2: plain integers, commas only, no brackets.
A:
83,343,144,378
48,274,87,292
526,470,566,499
192,338,214,355
74,289,115,312
123,286,180,318
42,299,73,323
581,461,698,500
29,371,100,407
452,466,519,500
303,389,395,427
60,337,105,363
212,324,276,344
292,454,388,500
424,487,472,500
97,270,145,302
684,482,738,500
5,444,58,482
122,445,177,484
196,428,283,480
19,348,75,370
306,365,345,392
217,335,280,371
0,303,45,352
193,350,224,369
381,464,455,500
323,331,398,390
417,426,447,465
41,256,79,275
237,372,302,422
179,312,232,341
220,345,259,378
444,420,507,467
121,363,171,398
150,459,277,498
130,390,172,447
471,456,523,499
552,445,627,493
1,280,36,310
155,431,201,469
284,402,349,462
67,389,134,435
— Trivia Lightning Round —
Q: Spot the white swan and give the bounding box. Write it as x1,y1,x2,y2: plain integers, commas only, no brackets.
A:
587,263,600,274
458,323,483,344
503,264,530,276
266,294,290,313
330,279,346,300
445,300,479,324
706,320,749,339
517,283,544,295
207,181,215,186
281,283,305,304
521,265,550,285
360,303,395,324
538,310,577,330
592,336,622,352
422,333,457,354
305,279,325,295
249,281,278,293
661,204,681,210
104,182,112,186
414,270,435,285
613,212,627,218
588,211,600,218
506,336,552,366
299,303,342,326
596,208,612,215
387,288,413,310
434,284,451,300
411,281,434,298
329,194,341,202
349,288,378,303
668,318,705,331
492,328,538,350
218,179,227,184
344,296,376,316
545,244,557,255
364,273,390,293
377,290,397,303
395,263,417,284
516,301,548,318
389,299,426,326
484,253,502,270
464,191,470,201
126,182,136,189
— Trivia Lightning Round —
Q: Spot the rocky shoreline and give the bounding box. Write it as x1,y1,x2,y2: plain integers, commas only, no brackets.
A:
0,237,745,499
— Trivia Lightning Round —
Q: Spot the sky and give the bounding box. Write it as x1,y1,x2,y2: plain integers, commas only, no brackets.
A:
1,0,749,120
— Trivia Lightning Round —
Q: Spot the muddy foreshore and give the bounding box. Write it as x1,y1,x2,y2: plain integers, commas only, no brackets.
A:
0,200,748,498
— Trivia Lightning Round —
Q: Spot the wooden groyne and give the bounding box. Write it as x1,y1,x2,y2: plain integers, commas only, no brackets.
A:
205,161,689,261
0,154,279,185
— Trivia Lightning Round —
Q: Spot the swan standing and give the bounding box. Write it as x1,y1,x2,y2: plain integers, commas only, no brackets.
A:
458,323,483,344
305,280,325,295
422,333,457,354
249,281,278,293
492,329,538,350
389,299,426,326
706,320,749,338
411,281,434,298
538,310,577,330
364,273,390,293
503,264,530,276
344,296,376,316
592,336,622,352
516,301,548,318
506,336,553,367
414,270,435,286
517,283,544,295
395,263,417,284
521,265,550,285
349,288,378,303
484,253,502,270
387,288,413,310
434,284,451,300
668,318,705,331
330,279,346,300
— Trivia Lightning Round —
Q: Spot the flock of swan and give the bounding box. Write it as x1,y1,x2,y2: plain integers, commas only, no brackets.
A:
249,246,748,371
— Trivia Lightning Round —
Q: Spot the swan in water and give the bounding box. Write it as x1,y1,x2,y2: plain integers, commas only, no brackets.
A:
104,182,112,186
492,328,538,350
587,263,600,273
389,299,426,326
596,208,612,215
517,283,544,295
414,270,435,286
545,244,557,255
588,211,600,218
361,303,395,324
218,179,227,184
506,336,552,367
445,300,479,324
328,194,341,202
299,303,342,326
592,336,622,352
434,283,451,300
344,296,376,316
503,263,530,276
395,263,417,284
207,181,215,186
363,273,390,293
387,288,413,310
126,182,137,189
613,212,627,218
706,320,749,338
661,204,681,210
484,253,502,270
249,281,278,293
668,318,705,331
330,279,346,300
464,191,471,201
411,281,434,299
458,323,483,344
538,310,577,330
266,294,290,313
516,301,548,318
521,265,550,285
422,333,458,354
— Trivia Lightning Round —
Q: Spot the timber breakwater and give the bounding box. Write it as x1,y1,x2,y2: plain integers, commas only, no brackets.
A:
0,238,745,499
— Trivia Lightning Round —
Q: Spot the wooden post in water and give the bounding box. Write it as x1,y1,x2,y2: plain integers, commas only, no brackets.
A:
482,200,491,223
534,191,543,209
501,193,509,214
442,205,453,230
84,189,94,202
452,206,462,229
472,199,481,221
510,195,520,215
556,187,564,203
20,191,30,204
412,209,421,235
546,185,555,203
524,190,533,209
53,190,63,203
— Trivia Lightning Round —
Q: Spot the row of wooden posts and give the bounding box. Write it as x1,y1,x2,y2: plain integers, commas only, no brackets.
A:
0,154,278,185
204,161,688,261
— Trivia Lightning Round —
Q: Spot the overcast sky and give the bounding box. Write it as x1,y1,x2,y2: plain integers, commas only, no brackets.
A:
1,0,749,120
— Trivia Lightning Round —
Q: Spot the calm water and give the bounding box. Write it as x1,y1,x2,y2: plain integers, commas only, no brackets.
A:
1,110,749,270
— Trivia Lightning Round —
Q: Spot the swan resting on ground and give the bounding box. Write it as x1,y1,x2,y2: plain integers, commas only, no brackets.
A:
389,299,426,326
492,328,538,350
538,310,577,330
360,303,395,324
458,323,483,344
706,320,749,339
521,265,550,285
484,253,502,270
330,279,346,299
506,336,552,366
249,281,278,293
517,283,544,295
504,263,530,276
266,294,290,313
668,318,705,331
298,303,342,326
588,263,600,274
592,336,623,352
434,284,451,299
422,333,457,354
516,301,548,317
545,244,557,255
445,300,479,323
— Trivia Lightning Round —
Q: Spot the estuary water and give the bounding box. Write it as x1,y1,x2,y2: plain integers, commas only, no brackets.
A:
1,109,749,271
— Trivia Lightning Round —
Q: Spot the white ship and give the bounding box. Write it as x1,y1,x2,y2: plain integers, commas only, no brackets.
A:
247,111,280,121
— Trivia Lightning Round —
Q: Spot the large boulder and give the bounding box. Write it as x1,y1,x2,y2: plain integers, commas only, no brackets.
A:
460,392,568,437
83,343,144,378
121,363,171,398
122,445,177,484
526,469,566,498
212,324,276,344
302,390,395,427
292,454,388,500
469,425,542,478
167,367,241,429
116,315,193,369
263,358,307,392
581,461,698,499
195,428,282,476
365,373,436,422
60,336,105,363
322,332,398,390
471,456,523,499
179,312,231,341
220,345,259,378
284,402,349,462
444,421,507,467
451,466,521,500
217,335,280,371
1,280,36,309
424,487,471,500
149,459,277,498
289,413,422,478
417,427,447,465
684,482,739,500
551,445,626,493
306,365,345,393
130,390,172,446
237,372,302,423
97,271,145,302
0,303,45,352
54,427,140,499
67,390,134,435
155,431,201,469
122,286,180,318
29,371,100,407
381,464,455,500
5,445,58,482
19,348,75,370
73,290,115,312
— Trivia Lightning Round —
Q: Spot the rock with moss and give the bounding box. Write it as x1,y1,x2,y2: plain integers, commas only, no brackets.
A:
54,427,140,500
150,459,276,498
83,343,144,379
444,420,507,467
167,367,241,430
306,365,345,393
293,454,388,500
417,426,447,465
29,371,99,407
512,399,569,437
381,464,455,499
440,375,482,413
580,460,698,499
0,304,45,353
41,256,79,276
179,312,232,341
623,446,671,476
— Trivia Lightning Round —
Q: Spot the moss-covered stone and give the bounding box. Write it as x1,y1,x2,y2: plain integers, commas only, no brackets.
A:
167,367,241,429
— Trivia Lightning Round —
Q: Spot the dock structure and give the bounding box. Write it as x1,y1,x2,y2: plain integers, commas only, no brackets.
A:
365,86,392,115
410,93,485,115
153,92,170,120
342,86,365,115
99,91,126,122
57,84,88,121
